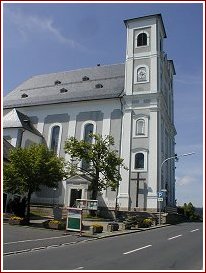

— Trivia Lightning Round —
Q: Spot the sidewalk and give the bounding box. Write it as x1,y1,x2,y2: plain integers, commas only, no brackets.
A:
3,213,170,240
81,220,170,239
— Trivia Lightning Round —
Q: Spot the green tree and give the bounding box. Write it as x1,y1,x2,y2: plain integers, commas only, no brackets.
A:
64,134,127,200
3,144,66,222
183,202,196,219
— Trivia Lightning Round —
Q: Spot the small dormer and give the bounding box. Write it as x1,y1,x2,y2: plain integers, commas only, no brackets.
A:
21,93,28,98
82,76,90,81
60,88,68,93
55,80,61,85
95,84,103,89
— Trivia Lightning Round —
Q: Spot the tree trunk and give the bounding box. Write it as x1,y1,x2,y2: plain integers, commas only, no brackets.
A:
91,187,98,200
90,171,99,216
26,190,32,223
91,170,99,200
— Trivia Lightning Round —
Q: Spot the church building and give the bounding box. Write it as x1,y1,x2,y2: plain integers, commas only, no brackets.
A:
3,14,176,212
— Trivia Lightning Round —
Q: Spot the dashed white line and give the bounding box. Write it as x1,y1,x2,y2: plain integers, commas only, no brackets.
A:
190,229,199,233
4,235,72,245
168,234,182,240
46,244,60,248
123,244,152,255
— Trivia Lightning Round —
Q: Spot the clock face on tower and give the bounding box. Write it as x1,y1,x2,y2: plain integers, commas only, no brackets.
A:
137,67,147,82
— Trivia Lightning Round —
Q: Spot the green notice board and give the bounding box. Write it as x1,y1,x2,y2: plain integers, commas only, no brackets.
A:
66,208,82,231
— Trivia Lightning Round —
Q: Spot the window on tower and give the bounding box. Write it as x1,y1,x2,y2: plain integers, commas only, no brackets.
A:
135,153,144,169
137,32,147,46
136,119,145,135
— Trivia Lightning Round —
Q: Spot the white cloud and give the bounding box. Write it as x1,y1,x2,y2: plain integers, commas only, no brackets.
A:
4,6,85,50
176,175,197,186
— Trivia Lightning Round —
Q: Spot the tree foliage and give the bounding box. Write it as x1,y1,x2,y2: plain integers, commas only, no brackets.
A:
64,134,127,200
4,144,66,222
178,202,201,221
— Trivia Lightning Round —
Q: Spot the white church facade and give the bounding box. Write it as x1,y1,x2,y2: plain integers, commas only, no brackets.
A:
3,14,176,212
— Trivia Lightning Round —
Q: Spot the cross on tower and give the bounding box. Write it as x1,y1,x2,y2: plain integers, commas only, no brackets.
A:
131,172,146,207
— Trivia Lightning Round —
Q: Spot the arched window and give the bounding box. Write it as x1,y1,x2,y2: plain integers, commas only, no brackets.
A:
82,123,94,171
135,153,144,169
50,126,60,154
136,119,145,135
137,32,147,46
84,123,94,143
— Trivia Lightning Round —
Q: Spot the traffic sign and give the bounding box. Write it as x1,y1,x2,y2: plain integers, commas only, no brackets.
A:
158,197,164,202
157,192,163,198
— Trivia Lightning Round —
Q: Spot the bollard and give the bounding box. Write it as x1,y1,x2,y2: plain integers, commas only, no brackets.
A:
107,224,113,232
90,226,94,235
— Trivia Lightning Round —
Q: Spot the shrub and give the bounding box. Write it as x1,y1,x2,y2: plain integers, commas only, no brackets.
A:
43,219,66,229
92,224,103,228
142,218,153,227
49,220,62,225
91,224,103,233
9,215,27,225
10,216,24,221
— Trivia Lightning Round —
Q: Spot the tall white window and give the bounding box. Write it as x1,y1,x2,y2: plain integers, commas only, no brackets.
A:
82,123,94,171
50,125,60,154
84,123,94,143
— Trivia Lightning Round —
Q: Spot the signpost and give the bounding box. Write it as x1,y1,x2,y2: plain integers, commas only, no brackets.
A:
157,191,164,225
66,199,98,235
157,191,164,202
66,207,82,234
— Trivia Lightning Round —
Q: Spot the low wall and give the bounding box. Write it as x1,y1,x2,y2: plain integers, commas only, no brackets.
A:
30,204,189,224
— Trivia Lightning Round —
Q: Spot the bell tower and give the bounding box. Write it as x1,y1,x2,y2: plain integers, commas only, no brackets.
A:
119,14,176,211
124,14,166,96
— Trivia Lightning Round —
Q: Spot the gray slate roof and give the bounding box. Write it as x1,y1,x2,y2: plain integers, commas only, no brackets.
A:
3,108,42,137
4,63,125,108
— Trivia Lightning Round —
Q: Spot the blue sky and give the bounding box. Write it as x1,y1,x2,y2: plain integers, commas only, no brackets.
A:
2,2,204,207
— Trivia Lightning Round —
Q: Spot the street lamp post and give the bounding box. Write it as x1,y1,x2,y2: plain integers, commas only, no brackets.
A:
158,152,195,225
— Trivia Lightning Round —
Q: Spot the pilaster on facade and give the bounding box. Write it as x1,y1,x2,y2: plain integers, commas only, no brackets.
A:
118,108,132,210
147,107,159,210
65,114,77,162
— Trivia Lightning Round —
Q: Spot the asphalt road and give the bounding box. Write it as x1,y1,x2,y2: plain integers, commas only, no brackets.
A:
3,224,85,254
3,222,203,270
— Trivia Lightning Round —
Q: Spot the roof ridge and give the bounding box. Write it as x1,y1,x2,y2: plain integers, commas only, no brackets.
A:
30,63,125,79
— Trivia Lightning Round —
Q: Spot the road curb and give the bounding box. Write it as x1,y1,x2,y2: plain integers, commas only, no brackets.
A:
81,224,171,241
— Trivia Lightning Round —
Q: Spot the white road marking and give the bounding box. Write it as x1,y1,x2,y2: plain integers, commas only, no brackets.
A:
123,244,152,255
168,234,182,240
46,244,60,248
73,267,84,270
190,229,199,233
4,235,72,245
4,249,30,256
